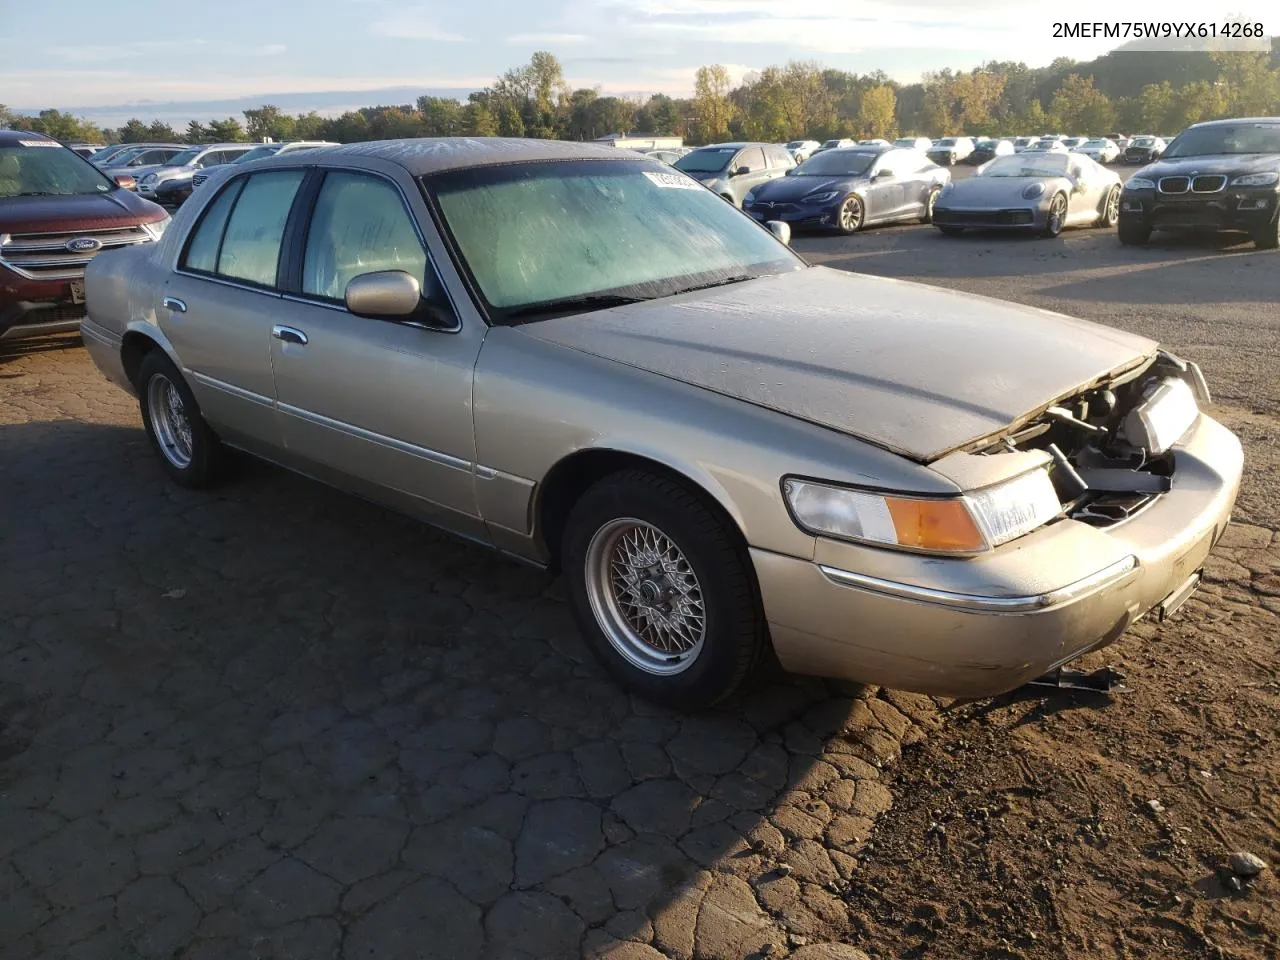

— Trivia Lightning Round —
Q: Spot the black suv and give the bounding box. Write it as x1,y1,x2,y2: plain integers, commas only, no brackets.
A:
1117,118,1280,249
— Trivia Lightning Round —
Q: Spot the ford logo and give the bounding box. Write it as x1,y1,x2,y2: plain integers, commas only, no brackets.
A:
65,237,103,253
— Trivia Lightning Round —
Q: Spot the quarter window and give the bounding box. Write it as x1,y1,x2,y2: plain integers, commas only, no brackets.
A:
737,147,766,173
301,171,428,302
179,170,304,288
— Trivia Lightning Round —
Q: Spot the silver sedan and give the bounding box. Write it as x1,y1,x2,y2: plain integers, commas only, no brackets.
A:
933,152,1123,237
80,138,1240,708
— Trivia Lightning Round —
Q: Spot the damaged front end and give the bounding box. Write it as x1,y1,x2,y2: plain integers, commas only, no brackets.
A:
942,350,1212,531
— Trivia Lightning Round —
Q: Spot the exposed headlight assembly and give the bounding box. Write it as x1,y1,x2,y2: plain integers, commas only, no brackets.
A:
142,215,171,240
783,470,1061,555
1022,182,1046,199
804,191,840,203
1229,171,1279,187
1119,377,1200,456
1126,177,1156,190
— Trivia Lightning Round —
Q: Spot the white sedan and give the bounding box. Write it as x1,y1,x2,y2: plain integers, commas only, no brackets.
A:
1079,138,1120,164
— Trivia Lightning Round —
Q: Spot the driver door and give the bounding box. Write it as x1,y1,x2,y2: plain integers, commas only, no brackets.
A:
865,152,905,221
1066,157,1098,221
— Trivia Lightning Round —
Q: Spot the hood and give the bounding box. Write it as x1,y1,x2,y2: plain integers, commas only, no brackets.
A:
941,176,1066,205
516,267,1156,462
0,188,168,234
754,175,861,202
1137,153,1280,177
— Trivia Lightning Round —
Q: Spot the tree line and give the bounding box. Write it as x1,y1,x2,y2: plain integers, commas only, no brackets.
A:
3,45,1278,148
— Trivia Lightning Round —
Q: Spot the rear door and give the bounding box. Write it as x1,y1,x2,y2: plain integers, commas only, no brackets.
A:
264,166,485,534
160,169,306,449
864,150,906,220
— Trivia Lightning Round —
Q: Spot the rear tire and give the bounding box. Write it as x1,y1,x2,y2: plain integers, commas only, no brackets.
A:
136,350,223,488
920,186,941,224
1118,221,1151,246
562,469,767,709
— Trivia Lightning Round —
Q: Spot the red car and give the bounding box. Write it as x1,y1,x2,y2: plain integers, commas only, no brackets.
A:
1,129,169,342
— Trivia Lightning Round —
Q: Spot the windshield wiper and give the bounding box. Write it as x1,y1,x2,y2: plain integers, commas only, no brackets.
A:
503,293,654,322
673,274,760,295
12,191,65,197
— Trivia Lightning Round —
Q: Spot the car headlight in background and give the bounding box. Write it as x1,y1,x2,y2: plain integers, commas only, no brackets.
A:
783,470,1061,555
1229,172,1279,187
803,191,840,203
1022,182,1046,199
1126,177,1156,190
142,215,171,240
1119,377,1200,456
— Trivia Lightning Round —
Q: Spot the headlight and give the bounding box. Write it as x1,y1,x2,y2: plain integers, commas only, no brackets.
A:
1022,182,1046,199
142,215,171,240
1119,377,1199,456
783,470,1061,554
803,191,840,203
1229,171,1279,187
1126,177,1156,190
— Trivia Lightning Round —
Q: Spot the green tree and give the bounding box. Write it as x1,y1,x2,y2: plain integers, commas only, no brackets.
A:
1048,74,1115,133
243,104,295,141
206,117,246,141
460,101,497,137
1018,98,1048,132
325,112,368,142
494,101,525,137
116,119,151,143
292,112,329,139
693,65,735,143
1211,51,1280,118
185,119,208,143
857,85,897,139
417,96,462,136
145,120,179,141
1136,82,1175,131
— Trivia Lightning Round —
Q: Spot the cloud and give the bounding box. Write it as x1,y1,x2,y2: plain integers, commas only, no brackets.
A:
368,8,468,41
506,32,589,45
256,44,289,56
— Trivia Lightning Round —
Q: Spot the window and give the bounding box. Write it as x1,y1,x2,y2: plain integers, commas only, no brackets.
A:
180,170,303,287
737,148,766,173
182,179,244,273
765,146,793,169
301,171,428,302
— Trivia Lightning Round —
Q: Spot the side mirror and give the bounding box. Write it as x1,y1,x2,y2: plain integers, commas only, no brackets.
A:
345,270,422,320
765,220,791,245
784,167,796,175
733,165,750,177
114,175,136,190
875,169,895,180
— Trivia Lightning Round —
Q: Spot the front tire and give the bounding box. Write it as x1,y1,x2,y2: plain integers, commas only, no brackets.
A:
1042,193,1067,238
937,225,964,236
1118,220,1151,246
835,195,864,234
136,350,223,488
920,186,941,223
562,469,767,708
1098,186,1121,228
1251,212,1280,250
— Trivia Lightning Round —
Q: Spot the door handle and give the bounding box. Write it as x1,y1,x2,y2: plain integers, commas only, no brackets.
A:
162,296,187,313
271,325,309,345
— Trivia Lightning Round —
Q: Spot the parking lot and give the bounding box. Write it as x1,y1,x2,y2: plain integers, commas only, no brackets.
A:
2,200,1278,959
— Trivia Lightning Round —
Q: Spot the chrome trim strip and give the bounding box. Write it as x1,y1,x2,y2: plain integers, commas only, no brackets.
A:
474,464,533,484
277,402,473,471
818,555,1139,613
189,371,275,407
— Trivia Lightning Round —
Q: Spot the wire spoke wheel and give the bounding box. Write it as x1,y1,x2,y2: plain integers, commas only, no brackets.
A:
147,373,194,469
584,518,707,676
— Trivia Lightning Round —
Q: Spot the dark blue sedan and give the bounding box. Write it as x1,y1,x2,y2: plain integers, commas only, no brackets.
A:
743,145,951,234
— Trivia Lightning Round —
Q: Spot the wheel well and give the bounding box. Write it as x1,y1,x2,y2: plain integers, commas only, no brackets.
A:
121,331,162,388
536,449,747,572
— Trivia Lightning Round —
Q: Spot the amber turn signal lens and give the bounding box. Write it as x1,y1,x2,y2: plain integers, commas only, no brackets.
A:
884,497,987,553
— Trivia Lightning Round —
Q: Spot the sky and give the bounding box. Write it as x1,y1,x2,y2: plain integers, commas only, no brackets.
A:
1,0,1275,125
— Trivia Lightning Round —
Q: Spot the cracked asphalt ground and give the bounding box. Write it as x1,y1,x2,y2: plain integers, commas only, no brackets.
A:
2,198,1277,959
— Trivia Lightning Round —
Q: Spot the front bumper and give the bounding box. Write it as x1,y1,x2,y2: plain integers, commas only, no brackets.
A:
1,267,86,339
932,205,1040,230
744,198,843,229
1123,151,1158,164
752,413,1243,698
1119,188,1278,232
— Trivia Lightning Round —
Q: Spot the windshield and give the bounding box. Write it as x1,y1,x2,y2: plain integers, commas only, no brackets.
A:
1084,139,1107,147
785,141,806,149
0,143,116,198
426,158,802,319
794,150,877,177
1131,137,1155,147
935,139,956,147
105,147,147,166
673,147,735,174
234,145,282,164
166,147,203,166
977,154,1069,178
1163,123,1280,158
821,140,843,148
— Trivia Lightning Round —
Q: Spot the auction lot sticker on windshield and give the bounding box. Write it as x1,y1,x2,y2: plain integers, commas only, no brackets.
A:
18,139,60,147
644,171,703,190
